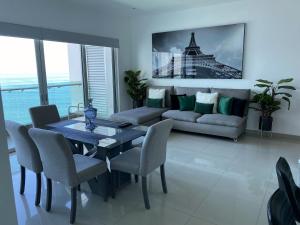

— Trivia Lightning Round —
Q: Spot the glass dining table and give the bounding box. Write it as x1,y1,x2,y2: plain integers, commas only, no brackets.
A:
46,117,147,197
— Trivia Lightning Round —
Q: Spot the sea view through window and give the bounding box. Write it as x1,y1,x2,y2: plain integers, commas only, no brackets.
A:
1,75,83,124
0,37,84,124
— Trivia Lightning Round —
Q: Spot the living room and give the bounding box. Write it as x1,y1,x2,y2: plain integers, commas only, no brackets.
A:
0,0,299,225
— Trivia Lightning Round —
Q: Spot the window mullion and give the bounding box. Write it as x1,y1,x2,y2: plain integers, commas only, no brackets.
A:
34,40,48,105
80,45,89,107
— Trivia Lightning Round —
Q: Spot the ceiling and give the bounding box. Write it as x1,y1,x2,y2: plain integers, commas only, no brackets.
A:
71,0,242,15
111,0,242,12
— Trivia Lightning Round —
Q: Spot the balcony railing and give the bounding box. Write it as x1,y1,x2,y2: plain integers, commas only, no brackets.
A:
1,81,83,124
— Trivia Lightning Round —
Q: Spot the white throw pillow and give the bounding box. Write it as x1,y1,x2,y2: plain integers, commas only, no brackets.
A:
148,88,166,107
196,92,219,113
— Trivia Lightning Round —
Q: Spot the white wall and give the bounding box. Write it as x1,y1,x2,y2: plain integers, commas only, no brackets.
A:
0,92,18,225
130,0,300,135
0,0,133,110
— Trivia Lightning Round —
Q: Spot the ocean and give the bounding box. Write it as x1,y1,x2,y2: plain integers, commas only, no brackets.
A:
0,75,83,124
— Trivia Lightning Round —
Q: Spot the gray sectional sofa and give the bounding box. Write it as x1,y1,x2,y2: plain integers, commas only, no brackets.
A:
111,86,250,141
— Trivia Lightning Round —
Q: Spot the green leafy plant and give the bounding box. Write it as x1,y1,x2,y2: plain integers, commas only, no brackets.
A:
124,70,148,107
251,78,296,117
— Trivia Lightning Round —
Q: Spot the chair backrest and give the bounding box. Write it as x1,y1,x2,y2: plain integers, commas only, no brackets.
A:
267,189,296,225
28,128,79,187
5,120,42,173
140,119,173,176
29,105,60,128
276,157,300,220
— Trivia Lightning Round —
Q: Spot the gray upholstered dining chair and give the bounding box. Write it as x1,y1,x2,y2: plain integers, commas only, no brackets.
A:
29,105,60,128
29,128,107,224
29,104,84,155
110,119,173,209
5,120,43,206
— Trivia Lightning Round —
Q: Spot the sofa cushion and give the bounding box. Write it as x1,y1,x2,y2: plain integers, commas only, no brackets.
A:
147,86,174,108
210,88,250,117
174,87,210,96
170,94,186,110
196,114,245,128
162,110,201,122
194,102,214,114
210,88,250,100
196,92,219,113
231,98,247,117
146,98,163,108
148,88,166,107
218,96,233,115
178,95,196,111
111,106,168,125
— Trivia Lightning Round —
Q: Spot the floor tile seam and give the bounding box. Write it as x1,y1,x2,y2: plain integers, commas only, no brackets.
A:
254,184,270,225
189,214,219,225
111,201,140,225
191,170,227,215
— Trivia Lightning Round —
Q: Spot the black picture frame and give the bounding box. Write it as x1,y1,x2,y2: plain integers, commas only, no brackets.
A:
152,23,245,79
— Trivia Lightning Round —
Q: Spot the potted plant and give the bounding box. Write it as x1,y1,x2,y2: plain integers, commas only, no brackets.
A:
251,78,296,131
124,70,148,108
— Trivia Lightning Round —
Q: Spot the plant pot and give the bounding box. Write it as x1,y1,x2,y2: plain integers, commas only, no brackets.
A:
259,116,273,131
133,99,144,108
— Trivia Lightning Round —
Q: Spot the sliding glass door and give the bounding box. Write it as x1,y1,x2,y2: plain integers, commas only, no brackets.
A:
0,36,117,124
43,41,84,117
0,36,40,124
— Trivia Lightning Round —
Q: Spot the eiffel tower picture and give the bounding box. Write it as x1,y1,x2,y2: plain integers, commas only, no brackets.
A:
152,24,245,79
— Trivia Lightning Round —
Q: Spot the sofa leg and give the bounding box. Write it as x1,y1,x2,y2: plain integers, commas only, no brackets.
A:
233,138,238,143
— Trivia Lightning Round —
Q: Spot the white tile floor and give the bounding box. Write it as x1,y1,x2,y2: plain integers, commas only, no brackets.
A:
10,131,300,225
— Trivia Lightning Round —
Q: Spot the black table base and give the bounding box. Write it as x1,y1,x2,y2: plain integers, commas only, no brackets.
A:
87,141,133,198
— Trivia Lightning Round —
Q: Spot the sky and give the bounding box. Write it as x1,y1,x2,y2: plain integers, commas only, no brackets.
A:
152,23,245,70
0,37,70,79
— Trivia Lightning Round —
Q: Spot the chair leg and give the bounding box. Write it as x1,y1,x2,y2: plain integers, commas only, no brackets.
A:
70,187,77,224
160,164,168,194
35,173,41,206
134,174,139,183
77,185,81,191
142,176,150,209
104,173,109,202
110,172,115,199
20,166,25,195
46,178,52,212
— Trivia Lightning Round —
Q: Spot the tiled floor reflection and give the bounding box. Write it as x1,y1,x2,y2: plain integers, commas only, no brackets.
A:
10,132,300,225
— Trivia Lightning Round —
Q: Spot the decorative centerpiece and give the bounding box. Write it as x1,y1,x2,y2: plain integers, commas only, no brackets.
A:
251,78,295,132
84,98,97,131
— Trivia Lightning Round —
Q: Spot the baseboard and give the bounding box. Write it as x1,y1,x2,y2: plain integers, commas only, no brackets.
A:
245,129,300,141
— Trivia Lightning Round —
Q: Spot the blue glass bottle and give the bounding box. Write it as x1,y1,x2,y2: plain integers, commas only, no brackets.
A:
84,98,97,131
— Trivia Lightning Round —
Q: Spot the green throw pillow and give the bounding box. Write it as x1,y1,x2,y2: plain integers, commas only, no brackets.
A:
146,98,163,108
178,95,195,111
194,102,214,114
218,96,233,115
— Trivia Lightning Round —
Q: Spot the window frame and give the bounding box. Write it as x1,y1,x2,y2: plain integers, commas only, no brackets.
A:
1,36,119,124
